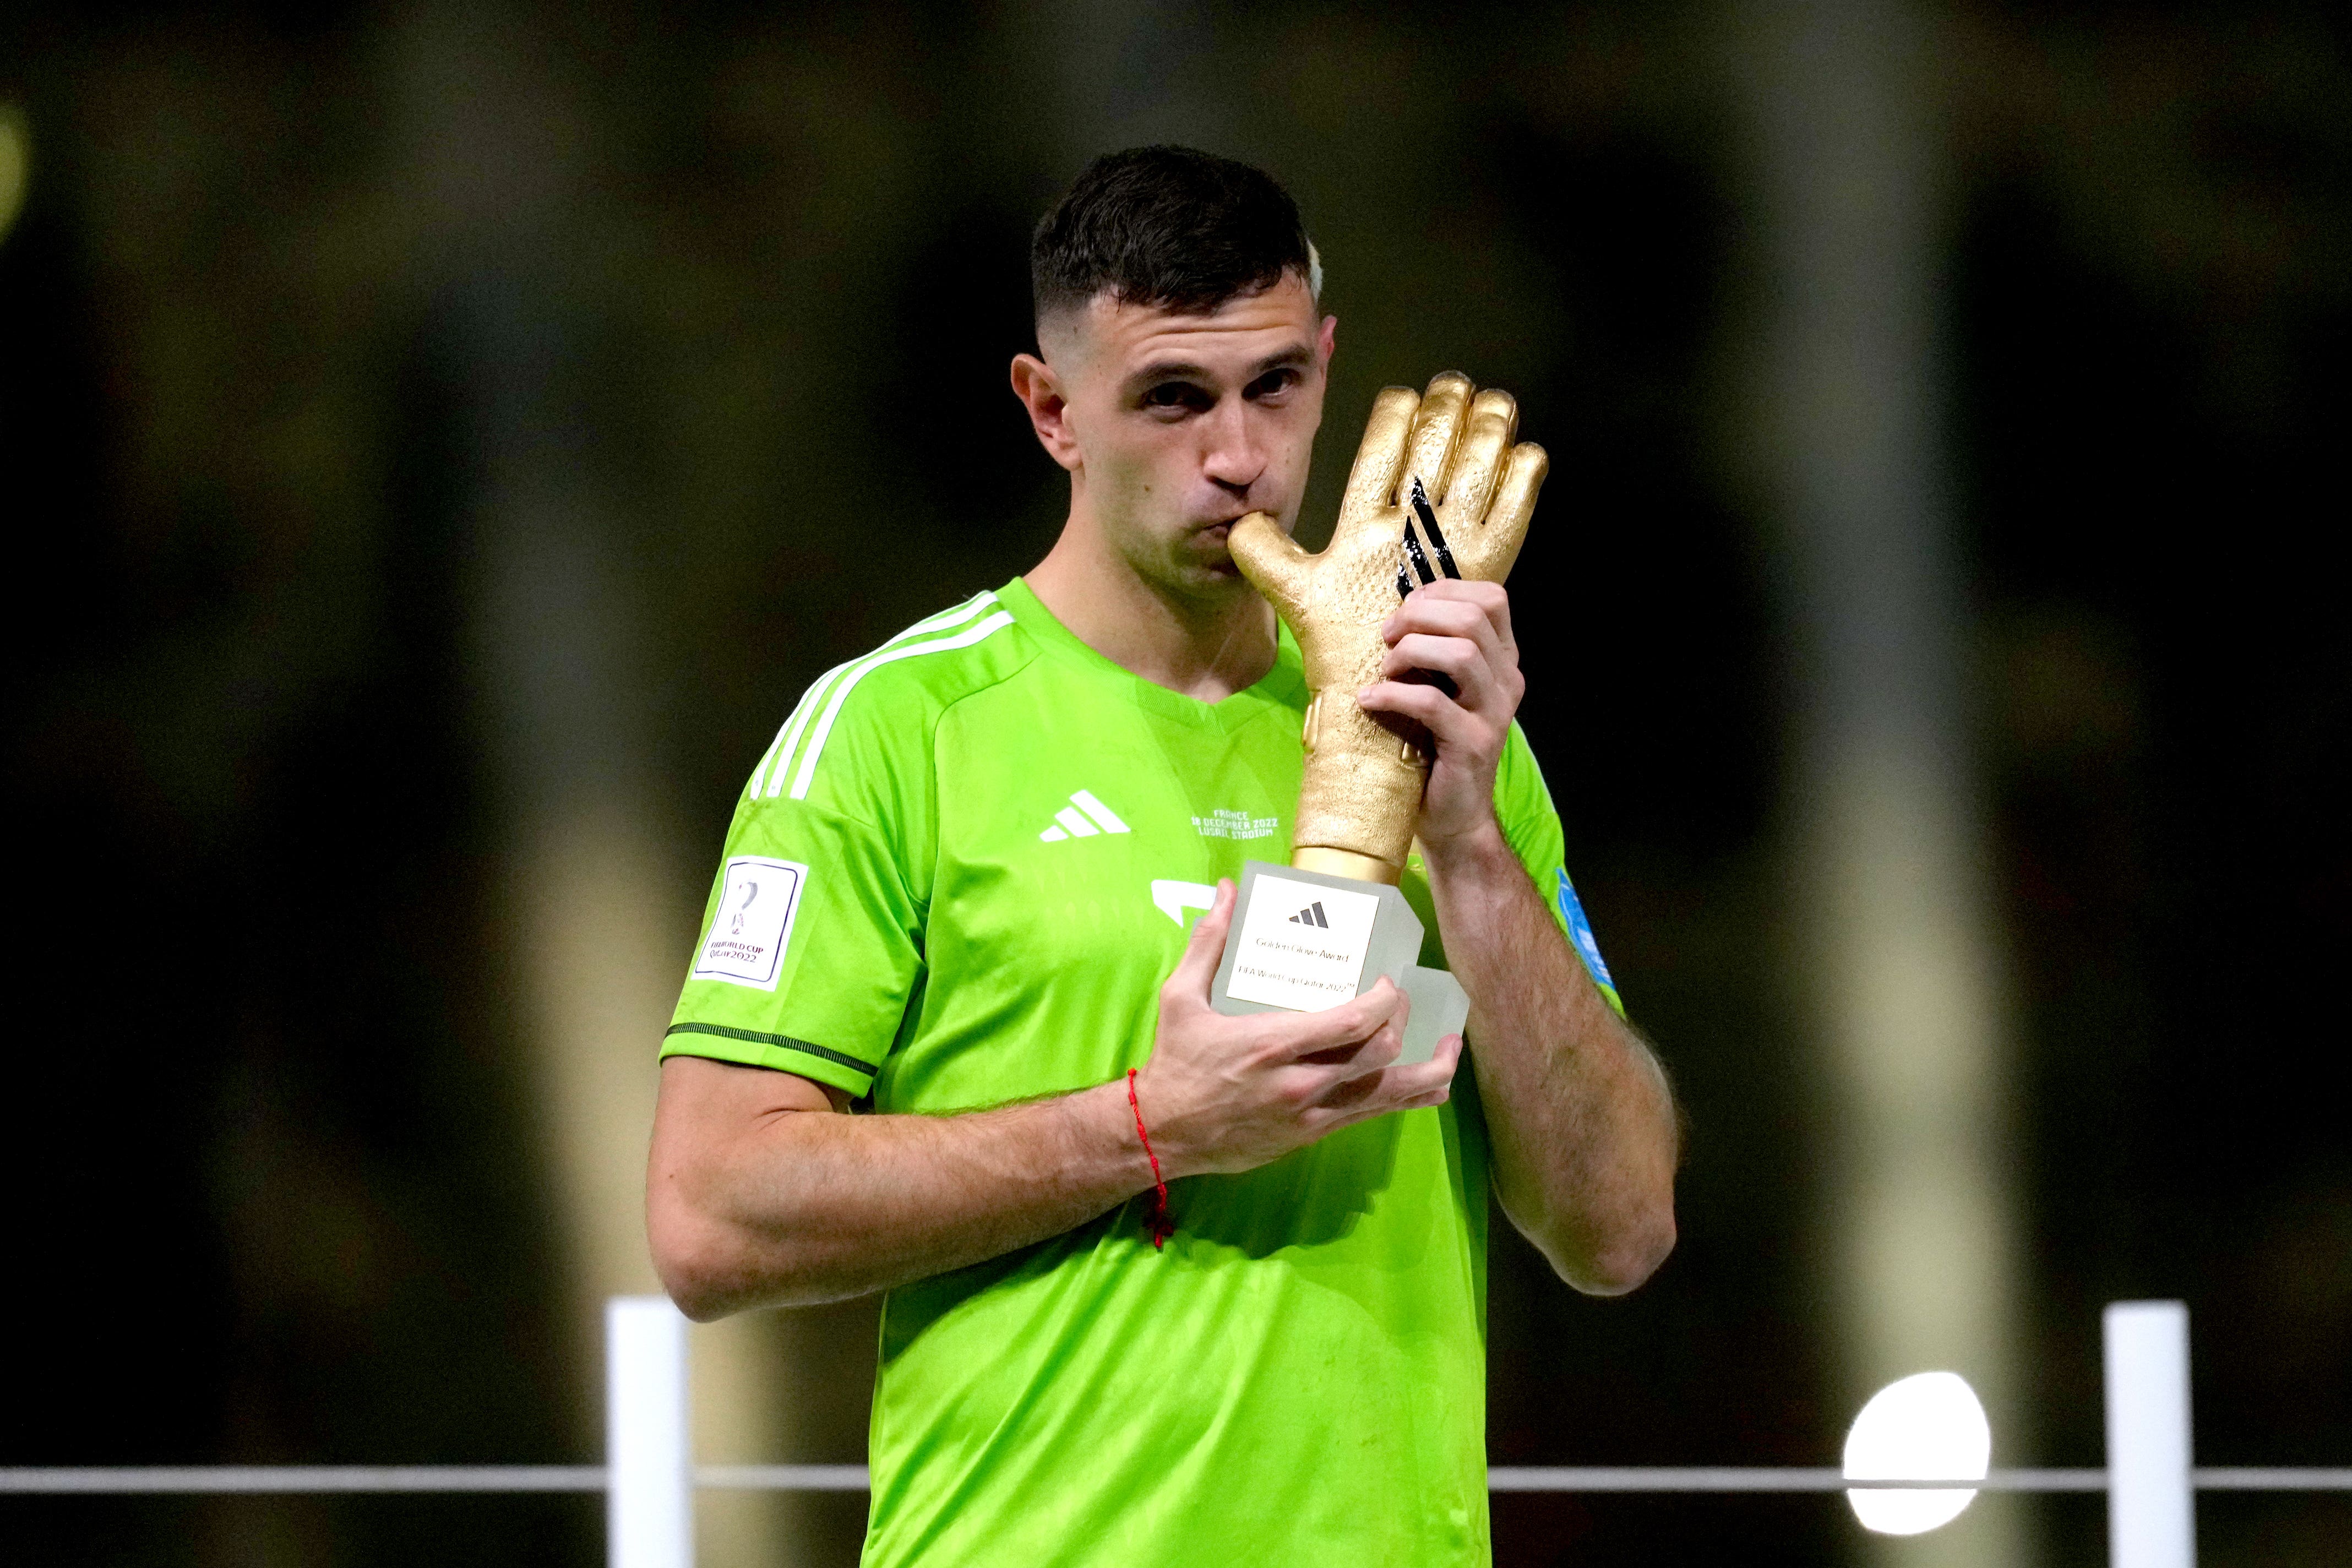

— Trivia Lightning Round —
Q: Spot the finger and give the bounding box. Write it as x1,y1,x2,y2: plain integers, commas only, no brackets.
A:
1413,580,1517,671
1340,386,1420,524
1168,879,1236,999
1469,440,1547,580
1384,589,1504,662
1341,984,1410,1072
1305,996,1410,1107
1440,388,1517,525
1476,580,1517,661
1357,679,1494,755
1316,1033,1462,1131
1370,1031,1464,1111
1386,586,1519,699
1274,976,1405,1059
1380,633,1502,714
1401,372,1473,515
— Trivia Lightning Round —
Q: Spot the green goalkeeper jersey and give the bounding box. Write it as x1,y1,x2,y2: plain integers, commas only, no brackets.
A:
663,578,1618,1568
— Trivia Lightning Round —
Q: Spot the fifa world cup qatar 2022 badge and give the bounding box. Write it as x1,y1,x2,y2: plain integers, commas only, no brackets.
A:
1209,371,1547,1063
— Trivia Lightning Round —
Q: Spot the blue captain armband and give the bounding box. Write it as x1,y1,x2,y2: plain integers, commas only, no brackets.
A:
1554,868,1624,1016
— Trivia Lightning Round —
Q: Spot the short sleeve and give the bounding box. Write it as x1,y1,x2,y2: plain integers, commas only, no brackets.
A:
662,797,924,1101
1494,723,1625,1017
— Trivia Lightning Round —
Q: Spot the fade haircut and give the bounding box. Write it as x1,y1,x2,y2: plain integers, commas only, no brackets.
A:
1031,146,1321,336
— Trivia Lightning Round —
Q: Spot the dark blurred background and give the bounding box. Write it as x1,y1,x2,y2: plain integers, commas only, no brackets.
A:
2,2,2347,1565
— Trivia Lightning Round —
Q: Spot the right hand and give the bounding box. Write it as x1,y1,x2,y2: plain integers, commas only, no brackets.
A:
1131,879,1464,1179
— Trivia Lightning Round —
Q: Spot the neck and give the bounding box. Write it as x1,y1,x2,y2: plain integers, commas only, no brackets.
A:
1025,514,1278,704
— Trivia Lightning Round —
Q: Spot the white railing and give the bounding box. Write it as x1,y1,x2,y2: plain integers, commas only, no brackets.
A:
6,1298,2348,1566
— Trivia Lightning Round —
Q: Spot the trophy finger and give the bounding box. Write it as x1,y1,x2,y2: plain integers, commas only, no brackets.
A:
1440,388,1518,526
1477,441,1549,578
1340,385,1421,525
1401,372,1474,510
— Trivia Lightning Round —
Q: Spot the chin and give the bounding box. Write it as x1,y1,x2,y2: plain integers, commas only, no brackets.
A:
1152,551,1247,601
1188,523,1247,569
1189,542,1249,580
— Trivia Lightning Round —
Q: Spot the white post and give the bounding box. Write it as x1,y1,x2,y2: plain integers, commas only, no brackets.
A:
2105,1300,2195,1568
608,1295,693,1568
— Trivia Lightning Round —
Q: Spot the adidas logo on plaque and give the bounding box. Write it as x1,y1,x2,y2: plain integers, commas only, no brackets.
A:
1288,901,1330,928
1038,790,1130,843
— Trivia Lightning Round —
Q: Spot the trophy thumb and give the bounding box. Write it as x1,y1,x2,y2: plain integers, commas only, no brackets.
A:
1226,513,1314,625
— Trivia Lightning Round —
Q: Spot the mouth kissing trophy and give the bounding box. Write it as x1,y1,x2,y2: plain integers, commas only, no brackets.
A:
1210,372,1546,1064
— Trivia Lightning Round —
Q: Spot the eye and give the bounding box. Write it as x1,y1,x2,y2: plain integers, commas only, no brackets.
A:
1140,381,1214,415
1244,368,1302,401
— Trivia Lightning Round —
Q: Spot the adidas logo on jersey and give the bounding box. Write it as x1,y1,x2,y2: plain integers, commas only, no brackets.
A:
1038,790,1131,843
1288,901,1330,928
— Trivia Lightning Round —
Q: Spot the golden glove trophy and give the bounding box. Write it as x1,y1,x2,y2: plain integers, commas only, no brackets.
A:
1207,372,1547,1063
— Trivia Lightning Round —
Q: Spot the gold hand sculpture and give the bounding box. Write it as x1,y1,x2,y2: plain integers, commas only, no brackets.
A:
1228,372,1547,885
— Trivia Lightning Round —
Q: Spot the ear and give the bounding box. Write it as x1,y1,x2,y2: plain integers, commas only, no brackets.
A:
1317,313,1337,368
1010,353,1082,473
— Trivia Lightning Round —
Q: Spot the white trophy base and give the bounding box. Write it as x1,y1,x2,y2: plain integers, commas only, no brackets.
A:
1208,859,1469,1065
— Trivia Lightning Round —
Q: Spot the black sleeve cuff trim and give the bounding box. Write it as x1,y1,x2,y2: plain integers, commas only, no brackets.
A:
663,1022,880,1079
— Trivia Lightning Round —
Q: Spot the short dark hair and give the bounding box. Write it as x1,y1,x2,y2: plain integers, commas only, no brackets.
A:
1031,146,1317,330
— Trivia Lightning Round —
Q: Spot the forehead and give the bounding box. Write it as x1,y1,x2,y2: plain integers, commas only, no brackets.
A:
1071,274,1319,376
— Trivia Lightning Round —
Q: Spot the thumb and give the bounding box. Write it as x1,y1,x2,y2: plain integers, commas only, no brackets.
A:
1171,879,1237,998
1226,515,1314,627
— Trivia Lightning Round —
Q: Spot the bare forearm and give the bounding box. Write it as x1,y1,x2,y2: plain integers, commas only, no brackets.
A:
651,883,1457,1319
1425,826,1679,1292
652,1077,1152,1317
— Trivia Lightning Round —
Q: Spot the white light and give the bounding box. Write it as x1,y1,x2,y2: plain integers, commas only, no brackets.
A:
1843,1371,1991,1535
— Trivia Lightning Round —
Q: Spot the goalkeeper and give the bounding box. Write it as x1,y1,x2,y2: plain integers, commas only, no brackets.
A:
648,146,1678,1567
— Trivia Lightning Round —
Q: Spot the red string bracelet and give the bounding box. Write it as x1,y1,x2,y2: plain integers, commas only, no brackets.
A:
1125,1069,1174,1250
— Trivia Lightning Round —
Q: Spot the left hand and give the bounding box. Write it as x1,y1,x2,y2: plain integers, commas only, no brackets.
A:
1357,578,1524,854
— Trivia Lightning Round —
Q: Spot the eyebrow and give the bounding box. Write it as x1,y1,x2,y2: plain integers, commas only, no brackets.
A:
1122,344,1315,398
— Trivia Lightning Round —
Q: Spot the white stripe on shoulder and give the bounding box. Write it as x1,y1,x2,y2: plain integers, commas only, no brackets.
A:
749,593,998,802
788,610,1017,801
748,659,853,799
892,590,999,643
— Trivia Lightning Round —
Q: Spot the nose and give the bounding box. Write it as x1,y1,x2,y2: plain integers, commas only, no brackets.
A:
1199,398,1265,495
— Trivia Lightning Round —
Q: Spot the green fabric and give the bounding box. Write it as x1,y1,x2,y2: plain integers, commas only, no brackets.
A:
666,579,1617,1568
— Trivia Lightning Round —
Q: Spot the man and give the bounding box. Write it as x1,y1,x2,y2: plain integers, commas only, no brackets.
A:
647,147,1678,1566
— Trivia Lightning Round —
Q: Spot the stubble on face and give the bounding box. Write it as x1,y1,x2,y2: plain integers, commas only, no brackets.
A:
1044,275,1330,606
